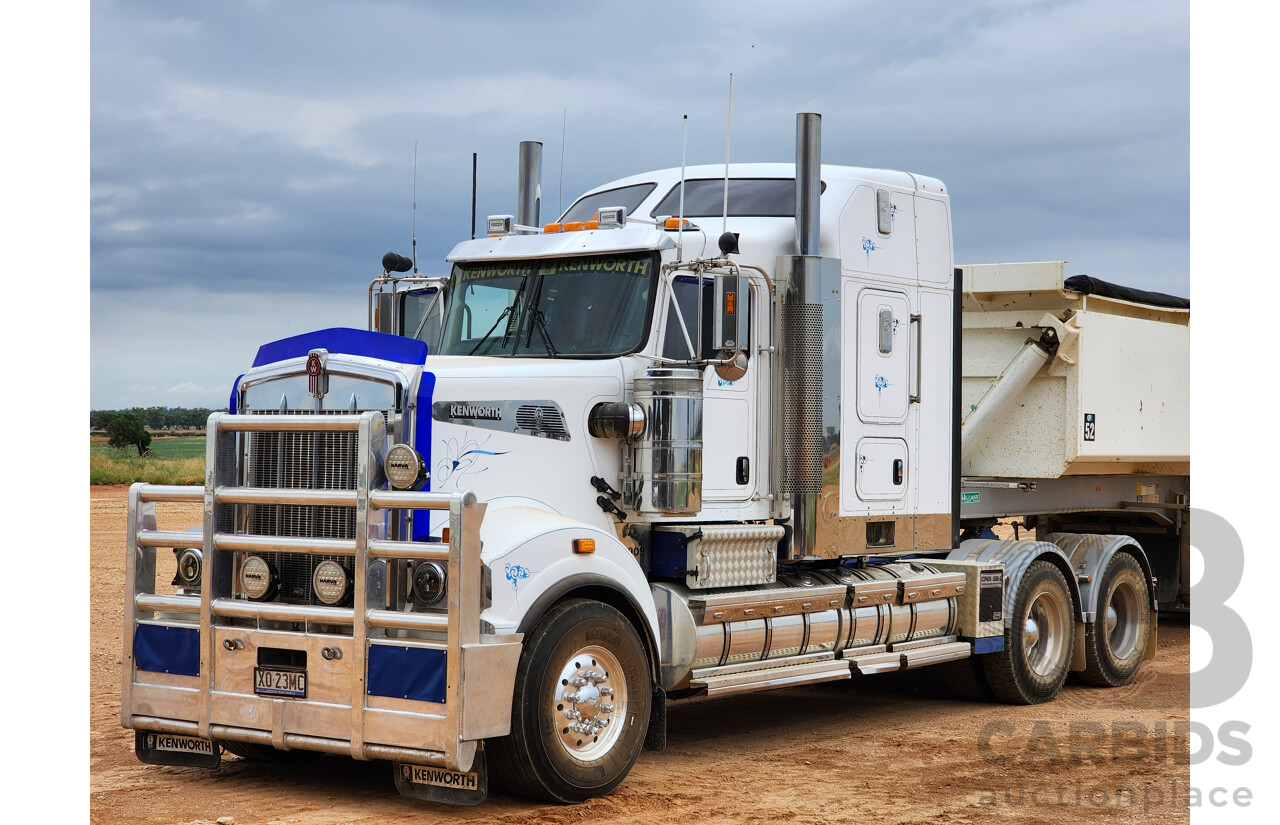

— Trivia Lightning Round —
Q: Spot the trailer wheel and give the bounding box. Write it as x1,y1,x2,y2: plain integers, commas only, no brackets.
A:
1079,552,1150,686
488,599,651,803
982,560,1073,704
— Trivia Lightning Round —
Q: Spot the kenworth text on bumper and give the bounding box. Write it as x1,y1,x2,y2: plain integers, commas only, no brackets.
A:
122,112,1188,806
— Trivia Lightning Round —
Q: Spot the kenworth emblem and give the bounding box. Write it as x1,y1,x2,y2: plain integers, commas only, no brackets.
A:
306,349,328,398
449,403,502,421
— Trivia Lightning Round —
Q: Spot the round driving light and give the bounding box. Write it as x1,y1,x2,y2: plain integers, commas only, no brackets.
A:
413,562,447,607
312,560,350,606
173,547,203,589
240,555,278,600
385,443,426,490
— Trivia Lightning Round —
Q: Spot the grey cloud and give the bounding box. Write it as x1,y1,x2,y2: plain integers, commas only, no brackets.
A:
91,0,1188,408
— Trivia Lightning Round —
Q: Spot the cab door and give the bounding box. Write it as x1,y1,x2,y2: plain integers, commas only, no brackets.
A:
659,276,757,502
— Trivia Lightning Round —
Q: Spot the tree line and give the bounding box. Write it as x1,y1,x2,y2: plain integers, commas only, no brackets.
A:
90,407,225,432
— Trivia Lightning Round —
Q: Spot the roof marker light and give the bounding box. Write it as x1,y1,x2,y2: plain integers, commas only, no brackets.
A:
544,223,563,233
584,220,599,230
563,221,586,232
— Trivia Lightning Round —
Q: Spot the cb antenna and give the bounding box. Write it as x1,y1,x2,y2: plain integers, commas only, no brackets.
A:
559,108,567,217
411,140,418,273
722,72,734,237
677,114,687,262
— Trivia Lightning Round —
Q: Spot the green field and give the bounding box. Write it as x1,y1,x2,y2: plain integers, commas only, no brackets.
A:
90,435,207,485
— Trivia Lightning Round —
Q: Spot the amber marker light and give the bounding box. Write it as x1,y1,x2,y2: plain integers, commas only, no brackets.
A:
544,223,563,233
573,539,596,554
584,220,599,230
563,221,586,232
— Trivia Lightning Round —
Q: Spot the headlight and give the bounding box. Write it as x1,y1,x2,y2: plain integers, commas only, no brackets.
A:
385,443,427,490
312,560,351,606
240,555,278,600
413,561,447,607
172,548,202,590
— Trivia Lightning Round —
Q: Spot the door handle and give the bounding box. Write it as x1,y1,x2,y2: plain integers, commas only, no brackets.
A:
909,313,922,403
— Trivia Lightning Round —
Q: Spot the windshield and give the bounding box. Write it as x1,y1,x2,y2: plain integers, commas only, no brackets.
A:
437,252,659,358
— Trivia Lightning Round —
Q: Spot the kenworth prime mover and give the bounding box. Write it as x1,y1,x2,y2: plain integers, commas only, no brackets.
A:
121,113,1190,805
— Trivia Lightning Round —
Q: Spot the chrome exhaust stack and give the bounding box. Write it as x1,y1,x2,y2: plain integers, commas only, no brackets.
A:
795,113,822,257
517,140,543,229
776,113,842,559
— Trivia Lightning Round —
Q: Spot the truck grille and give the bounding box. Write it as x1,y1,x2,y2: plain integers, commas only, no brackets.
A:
242,409,388,604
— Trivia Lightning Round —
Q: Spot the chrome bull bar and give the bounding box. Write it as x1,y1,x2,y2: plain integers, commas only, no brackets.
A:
121,411,520,773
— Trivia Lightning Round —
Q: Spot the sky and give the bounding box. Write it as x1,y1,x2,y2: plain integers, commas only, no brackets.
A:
88,0,1189,410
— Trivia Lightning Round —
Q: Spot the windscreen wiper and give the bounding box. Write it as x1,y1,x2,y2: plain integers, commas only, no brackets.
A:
530,309,557,356
468,305,513,356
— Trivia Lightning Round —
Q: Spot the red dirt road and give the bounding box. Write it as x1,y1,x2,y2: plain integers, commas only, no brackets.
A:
91,484,1191,824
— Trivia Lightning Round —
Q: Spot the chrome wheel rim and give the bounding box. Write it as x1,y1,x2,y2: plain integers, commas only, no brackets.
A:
1106,578,1142,660
1023,589,1067,677
553,645,627,762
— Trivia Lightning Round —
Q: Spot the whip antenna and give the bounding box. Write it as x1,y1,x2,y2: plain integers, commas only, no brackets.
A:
677,114,688,262
559,108,567,217
411,140,418,273
722,72,733,237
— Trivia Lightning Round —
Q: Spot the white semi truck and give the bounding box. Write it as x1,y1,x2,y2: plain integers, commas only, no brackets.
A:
120,113,1189,805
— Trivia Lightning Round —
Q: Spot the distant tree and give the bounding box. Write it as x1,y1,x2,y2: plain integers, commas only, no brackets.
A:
90,410,116,430
106,413,152,457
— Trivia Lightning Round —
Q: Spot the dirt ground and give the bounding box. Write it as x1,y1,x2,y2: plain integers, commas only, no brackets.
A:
91,484,1191,824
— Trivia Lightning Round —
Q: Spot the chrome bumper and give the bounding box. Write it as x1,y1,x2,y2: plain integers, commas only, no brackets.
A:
121,411,521,773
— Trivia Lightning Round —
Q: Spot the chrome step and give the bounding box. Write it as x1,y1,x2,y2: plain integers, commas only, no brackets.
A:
848,637,973,675
691,657,851,698
691,650,836,681
901,641,971,669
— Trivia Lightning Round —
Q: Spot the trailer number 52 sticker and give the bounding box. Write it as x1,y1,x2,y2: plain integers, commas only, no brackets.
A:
1083,413,1096,441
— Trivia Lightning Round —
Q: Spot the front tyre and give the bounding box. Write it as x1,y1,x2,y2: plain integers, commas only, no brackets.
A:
982,560,1074,704
1079,552,1151,686
488,599,651,802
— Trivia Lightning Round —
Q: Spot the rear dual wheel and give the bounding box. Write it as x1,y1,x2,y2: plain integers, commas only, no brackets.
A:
488,599,651,802
1079,552,1150,686
983,560,1074,704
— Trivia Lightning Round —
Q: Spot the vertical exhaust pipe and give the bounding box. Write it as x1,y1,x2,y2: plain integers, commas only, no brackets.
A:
778,111,838,560
517,140,543,229
795,113,822,256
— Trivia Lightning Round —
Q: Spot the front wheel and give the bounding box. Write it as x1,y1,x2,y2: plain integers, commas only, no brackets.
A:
982,560,1075,704
488,599,651,802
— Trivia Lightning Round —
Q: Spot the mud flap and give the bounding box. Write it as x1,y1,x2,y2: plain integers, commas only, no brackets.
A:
134,730,221,768
644,686,667,752
393,746,487,806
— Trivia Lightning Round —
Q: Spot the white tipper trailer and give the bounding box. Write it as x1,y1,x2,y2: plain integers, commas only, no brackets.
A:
120,113,1189,806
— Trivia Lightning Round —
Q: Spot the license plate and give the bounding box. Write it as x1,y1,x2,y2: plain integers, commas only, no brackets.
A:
254,666,307,698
